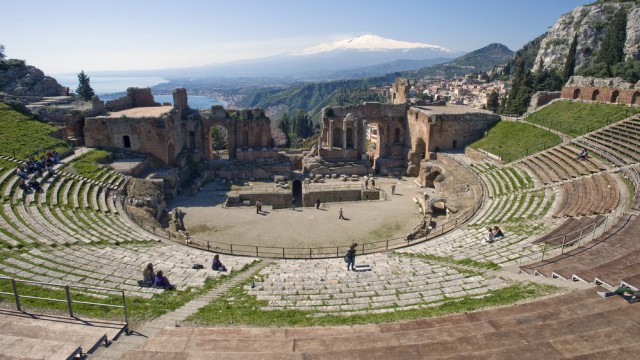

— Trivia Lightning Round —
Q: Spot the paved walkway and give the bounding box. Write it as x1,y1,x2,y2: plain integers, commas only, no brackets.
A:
89,259,272,359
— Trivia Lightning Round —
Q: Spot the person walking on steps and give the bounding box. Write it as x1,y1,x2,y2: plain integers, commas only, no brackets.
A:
344,243,357,271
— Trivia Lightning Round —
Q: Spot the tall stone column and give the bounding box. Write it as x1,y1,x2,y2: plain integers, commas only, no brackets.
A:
328,120,334,149
342,119,347,150
353,116,358,152
361,119,367,154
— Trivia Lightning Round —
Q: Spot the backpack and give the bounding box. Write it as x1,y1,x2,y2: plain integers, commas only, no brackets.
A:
192,263,204,270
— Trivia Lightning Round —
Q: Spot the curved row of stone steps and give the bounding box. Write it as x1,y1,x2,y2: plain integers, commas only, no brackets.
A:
0,243,257,299
468,163,533,198
120,288,640,359
552,173,621,218
245,252,507,316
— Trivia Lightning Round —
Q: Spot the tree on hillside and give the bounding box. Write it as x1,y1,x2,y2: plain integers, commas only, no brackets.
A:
293,110,314,138
581,6,629,78
563,34,578,81
210,125,228,152
0,43,5,60
76,70,95,100
487,91,500,113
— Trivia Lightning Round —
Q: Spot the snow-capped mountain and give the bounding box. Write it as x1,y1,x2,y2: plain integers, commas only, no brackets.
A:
295,34,455,55
111,34,463,80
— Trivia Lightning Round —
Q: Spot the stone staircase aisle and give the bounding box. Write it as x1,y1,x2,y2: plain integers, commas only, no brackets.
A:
88,259,272,359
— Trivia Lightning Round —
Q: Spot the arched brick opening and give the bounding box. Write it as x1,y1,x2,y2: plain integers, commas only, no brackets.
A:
346,128,353,148
332,127,342,148
611,90,620,103
591,89,600,101
573,88,581,99
633,91,640,105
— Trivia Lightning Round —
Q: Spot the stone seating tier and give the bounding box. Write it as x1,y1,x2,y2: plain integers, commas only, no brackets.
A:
522,214,640,290
120,288,640,359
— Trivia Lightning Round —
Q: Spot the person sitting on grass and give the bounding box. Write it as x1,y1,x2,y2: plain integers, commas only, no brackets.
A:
598,286,639,303
212,254,227,272
154,270,175,290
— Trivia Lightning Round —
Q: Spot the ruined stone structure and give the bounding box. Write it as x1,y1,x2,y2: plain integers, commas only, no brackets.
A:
317,102,499,176
561,76,640,105
82,88,277,167
390,78,410,104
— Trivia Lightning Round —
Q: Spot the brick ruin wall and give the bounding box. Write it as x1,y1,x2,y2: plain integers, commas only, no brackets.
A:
423,113,500,152
561,86,640,105
303,189,378,206
84,114,182,164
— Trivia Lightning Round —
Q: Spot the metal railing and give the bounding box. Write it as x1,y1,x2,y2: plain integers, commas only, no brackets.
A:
518,206,628,266
0,276,129,335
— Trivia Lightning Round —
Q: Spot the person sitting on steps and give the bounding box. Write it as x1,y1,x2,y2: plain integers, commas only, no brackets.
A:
598,286,639,303
492,226,504,239
154,270,175,290
577,148,589,161
481,227,494,244
212,254,227,272
141,263,155,287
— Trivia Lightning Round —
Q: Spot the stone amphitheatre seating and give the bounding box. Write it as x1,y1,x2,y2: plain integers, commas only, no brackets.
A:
521,213,640,288
551,173,620,218
518,144,609,185
246,253,507,316
0,309,123,360
518,114,640,292
120,288,640,359
0,243,256,298
0,155,258,300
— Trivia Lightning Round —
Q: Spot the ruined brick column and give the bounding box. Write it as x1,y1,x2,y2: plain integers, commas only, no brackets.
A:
361,119,367,154
353,115,358,152
172,88,188,110
329,120,334,149
342,118,347,150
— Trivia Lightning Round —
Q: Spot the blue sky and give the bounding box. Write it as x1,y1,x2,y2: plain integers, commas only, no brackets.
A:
0,0,589,74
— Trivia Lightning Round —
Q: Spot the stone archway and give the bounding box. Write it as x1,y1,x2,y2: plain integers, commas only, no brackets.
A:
346,128,353,148
592,89,600,101
573,88,581,99
633,91,640,105
611,90,620,103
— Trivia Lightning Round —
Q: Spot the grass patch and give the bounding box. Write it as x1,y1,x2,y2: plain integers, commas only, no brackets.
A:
469,121,561,163
186,279,556,327
0,103,70,159
527,101,640,137
60,149,110,180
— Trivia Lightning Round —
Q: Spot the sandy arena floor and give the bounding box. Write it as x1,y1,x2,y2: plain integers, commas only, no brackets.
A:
166,163,480,249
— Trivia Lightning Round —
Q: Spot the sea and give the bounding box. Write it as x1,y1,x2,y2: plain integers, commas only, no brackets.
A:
53,74,224,109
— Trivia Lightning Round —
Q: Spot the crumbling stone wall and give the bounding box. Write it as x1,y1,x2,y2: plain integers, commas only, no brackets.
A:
84,113,183,165
105,87,160,112
390,78,410,104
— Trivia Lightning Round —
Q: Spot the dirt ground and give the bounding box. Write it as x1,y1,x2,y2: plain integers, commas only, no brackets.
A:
166,160,481,249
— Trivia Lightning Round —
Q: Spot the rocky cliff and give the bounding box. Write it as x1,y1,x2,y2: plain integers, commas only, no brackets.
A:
533,2,640,72
0,59,64,96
